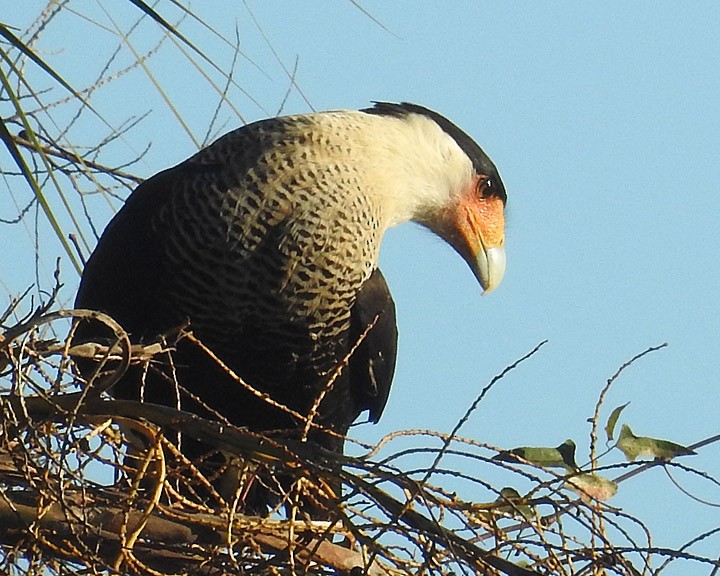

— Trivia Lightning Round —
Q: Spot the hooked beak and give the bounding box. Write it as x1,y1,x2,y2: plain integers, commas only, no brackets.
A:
474,244,506,295
454,193,506,295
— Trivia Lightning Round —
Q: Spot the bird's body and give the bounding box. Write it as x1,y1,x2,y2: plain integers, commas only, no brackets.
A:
75,103,506,500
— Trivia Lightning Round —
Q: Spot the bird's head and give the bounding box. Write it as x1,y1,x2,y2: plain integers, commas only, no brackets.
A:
438,170,506,294
364,102,507,294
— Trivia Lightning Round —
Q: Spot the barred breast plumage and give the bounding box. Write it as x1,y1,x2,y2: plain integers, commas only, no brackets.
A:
155,114,383,386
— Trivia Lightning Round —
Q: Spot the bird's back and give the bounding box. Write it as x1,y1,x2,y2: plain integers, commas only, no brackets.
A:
76,112,396,448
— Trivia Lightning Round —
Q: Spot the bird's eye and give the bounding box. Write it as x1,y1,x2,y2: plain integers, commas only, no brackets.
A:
477,176,495,198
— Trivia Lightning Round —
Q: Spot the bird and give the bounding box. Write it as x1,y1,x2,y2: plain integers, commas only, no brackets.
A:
74,102,506,509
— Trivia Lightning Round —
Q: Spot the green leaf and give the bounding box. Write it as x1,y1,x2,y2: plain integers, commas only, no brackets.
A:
0,112,82,273
0,23,81,99
125,0,213,71
605,402,630,441
494,487,535,519
566,473,618,501
495,439,578,471
616,424,695,462
471,487,535,521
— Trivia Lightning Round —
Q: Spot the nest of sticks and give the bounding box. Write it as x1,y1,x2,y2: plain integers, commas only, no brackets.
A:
0,295,657,576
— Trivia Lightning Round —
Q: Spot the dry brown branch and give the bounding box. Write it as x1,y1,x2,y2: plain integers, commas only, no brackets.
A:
1,309,719,575
0,487,387,575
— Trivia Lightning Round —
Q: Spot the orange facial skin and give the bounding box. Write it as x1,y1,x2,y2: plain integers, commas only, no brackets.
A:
457,191,505,254
450,175,506,293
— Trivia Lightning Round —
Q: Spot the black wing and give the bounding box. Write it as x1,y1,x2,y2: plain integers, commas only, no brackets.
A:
76,169,170,333
349,267,398,423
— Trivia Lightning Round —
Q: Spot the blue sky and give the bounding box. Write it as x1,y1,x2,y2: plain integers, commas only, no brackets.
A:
3,2,720,570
